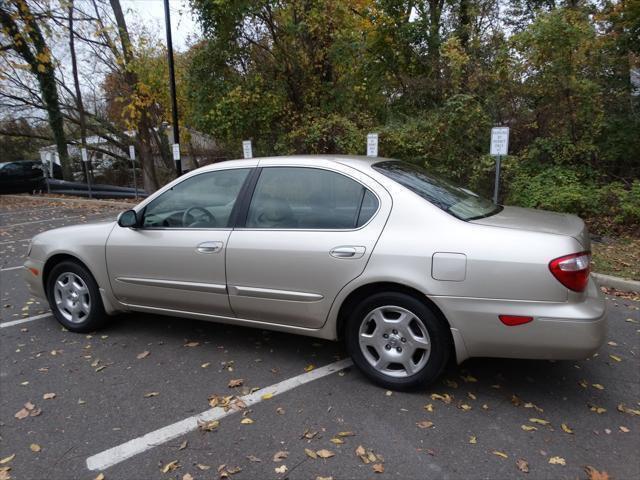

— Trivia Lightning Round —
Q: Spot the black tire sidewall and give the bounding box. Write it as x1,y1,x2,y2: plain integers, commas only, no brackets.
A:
46,261,106,332
346,292,450,390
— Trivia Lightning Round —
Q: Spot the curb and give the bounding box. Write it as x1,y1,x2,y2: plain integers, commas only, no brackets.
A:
592,272,640,293
4,194,136,209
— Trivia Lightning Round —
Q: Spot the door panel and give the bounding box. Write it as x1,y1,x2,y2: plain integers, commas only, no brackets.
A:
106,228,232,315
106,167,251,316
226,164,391,328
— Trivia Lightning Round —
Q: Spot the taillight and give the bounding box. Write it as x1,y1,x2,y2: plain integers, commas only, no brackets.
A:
549,252,591,292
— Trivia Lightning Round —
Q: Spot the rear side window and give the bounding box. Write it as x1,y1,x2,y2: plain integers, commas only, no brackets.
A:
245,167,379,229
373,161,501,221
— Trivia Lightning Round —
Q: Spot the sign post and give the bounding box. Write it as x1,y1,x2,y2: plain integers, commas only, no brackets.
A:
129,145,138,199
242,140,253,159
367,133,378,157
490,127,509,204
81,147,92,199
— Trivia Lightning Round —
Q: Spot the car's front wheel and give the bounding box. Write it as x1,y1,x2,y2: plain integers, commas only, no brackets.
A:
46,260,108,332
346,292,451,390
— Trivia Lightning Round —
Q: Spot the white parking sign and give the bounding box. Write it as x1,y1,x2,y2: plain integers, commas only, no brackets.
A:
490,127,509,156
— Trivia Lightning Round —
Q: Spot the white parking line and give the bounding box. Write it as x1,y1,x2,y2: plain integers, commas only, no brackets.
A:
0,312,52,329
86,358,353,471
1,266,23,272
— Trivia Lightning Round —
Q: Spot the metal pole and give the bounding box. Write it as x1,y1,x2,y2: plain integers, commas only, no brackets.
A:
132,159,138,199
493,155,501,204
163,0,181,177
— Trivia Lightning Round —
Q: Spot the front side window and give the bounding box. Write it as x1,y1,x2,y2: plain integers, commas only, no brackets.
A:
142,168,249,228
245,167,378,229
373,161,501,221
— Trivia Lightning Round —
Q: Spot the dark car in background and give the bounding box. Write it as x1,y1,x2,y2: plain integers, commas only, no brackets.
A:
0,160,46,194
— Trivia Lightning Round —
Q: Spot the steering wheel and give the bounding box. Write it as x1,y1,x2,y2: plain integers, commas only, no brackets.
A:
182,206,216,227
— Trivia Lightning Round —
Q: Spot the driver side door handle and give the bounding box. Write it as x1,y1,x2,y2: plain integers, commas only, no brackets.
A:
330,246,365,259
196,241,223,254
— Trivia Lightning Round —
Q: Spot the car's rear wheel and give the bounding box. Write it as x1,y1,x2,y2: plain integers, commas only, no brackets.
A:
346,292,450,390
46,260,108,332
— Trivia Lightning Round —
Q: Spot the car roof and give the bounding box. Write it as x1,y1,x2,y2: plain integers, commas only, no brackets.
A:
201,154,397,173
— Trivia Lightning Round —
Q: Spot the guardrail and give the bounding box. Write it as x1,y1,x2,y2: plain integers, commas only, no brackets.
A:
46,179,147,199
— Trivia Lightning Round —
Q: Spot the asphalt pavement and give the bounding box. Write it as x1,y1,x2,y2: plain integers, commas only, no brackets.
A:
1,195,639,480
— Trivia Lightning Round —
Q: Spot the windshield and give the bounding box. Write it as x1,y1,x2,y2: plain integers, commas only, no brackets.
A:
372,161,502,221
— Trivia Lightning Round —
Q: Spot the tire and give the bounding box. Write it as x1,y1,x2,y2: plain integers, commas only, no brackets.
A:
345,292,451,390
46,260,108,332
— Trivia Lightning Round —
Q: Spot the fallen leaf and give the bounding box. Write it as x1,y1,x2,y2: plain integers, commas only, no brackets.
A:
459,404,472,411
529,418,550,425
276,407,285,415
261,392,274,400
144,392,159,398
273,451,288,462
305,448,317,459
461,374,477,383
492,451,508,459
589,404,607,414
521,425,537,432
201,362,211,368
338,431,355,437
161,460,179,473
197,419,219,431
228,378,244,388
316,449,335,459
304,364,315,372
372,463,384,473
548,456,566,466
42,393,56,400
430,393,452,404
178,440,188,451
95,365,107,373
609,354,622,362
14,408,29,420
516,458,529,473
94,474,105,480
592,384,605,390
617,404,640,416
561,423,573,434
423,403,434,412
584,466,610,480
182,474,193,480
619,426,630,433
329,437,344,444
29,444,41,453
247,455,261,462
184,341,199,347
315,477,333,480
274,465,287,474
416,420,434,429
355,445,366,457
196,464,210,470
136,351,150,359
240,417,254,424
467,392,477,400
0,455,15,465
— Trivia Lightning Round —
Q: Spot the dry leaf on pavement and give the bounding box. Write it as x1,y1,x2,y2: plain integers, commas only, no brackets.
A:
136,351,150,359
0,455,14,465
561,423,573,434
144,392,159,398
548,456,566,466
492,451,508,459
228,379,244,388
273,451,288,462
197,420,219,431
416,420,434,429
516,458,529,473
316,449,334,459
305,448,317,459
183,341,199,347
521,425,537,432
617,404,640,416
372,463,385,473
240,418,254,424
274,465,287,474
529,418,550,426
161,460,179,473
469,436,477,444
29,444,41,452
42,393,56,400
94,474,105,480
584,466,610,480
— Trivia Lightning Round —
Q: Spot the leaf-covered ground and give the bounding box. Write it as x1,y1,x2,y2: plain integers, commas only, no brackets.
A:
592,236,640,281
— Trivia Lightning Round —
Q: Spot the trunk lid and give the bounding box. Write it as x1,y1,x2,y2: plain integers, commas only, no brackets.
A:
471,206,591,250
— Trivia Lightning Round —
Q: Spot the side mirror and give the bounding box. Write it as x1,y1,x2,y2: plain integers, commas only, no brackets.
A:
117,209,139,228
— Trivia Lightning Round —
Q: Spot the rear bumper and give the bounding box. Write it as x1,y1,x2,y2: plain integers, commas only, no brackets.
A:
433,278,606,362
23,258,46,300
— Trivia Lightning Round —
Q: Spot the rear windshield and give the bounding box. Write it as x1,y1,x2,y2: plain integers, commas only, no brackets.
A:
372,161,502,221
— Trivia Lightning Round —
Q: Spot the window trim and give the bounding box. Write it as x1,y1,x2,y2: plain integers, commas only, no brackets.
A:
138,167,254,231
234,165,381,232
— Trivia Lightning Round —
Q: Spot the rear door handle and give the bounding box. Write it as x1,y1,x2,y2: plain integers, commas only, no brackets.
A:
330,246,365,259
197,241,223,254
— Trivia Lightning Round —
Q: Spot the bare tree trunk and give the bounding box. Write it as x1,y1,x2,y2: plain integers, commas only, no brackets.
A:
69,0,90,181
